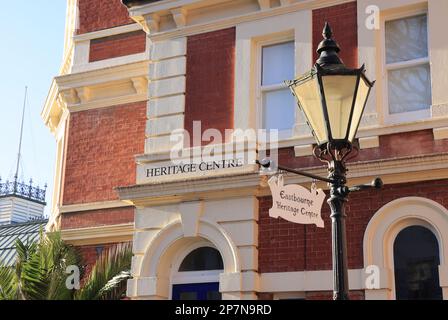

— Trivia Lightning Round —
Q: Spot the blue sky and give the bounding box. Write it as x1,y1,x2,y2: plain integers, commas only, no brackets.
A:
0,1,67,216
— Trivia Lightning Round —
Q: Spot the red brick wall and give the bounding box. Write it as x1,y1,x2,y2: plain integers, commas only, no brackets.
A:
78,242,126,277
258,179,448,273
61,207,135,229
77,0,133,34
185,28,235,147
89,31,146,62
313,2,358,68
63,101,146,205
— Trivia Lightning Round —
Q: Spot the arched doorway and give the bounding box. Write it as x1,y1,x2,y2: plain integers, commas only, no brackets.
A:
171,245,224,300
393,226,443,300
363,197,448,300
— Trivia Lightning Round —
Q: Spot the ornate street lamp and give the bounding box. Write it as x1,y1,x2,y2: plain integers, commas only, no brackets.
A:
286,22,375,300
258,22,380,301
287,22,374,151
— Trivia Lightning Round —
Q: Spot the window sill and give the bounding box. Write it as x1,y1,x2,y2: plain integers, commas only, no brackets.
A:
269,115,448,152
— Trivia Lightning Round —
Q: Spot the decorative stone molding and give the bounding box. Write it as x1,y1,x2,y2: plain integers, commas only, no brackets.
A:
179,201,204,237
359,136,380,149
132,77,148,94
257,0,271,10
146,37,187,153
139,13,161,33
171,7,188,28
59,200,131,213
125,0,352,41
59,89,80,105
118,152,448,206
46,61,150,116
76,87,92,103
433,127,448,140
280,0,293,5
128,196,260,299
60,223,134,246
294,144,314,157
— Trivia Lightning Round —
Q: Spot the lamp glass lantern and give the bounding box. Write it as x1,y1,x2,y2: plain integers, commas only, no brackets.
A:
287,23,374,149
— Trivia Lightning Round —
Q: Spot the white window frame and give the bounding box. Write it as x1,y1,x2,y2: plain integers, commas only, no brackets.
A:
256,35,296,141
169,242,223,299
381,9,432,124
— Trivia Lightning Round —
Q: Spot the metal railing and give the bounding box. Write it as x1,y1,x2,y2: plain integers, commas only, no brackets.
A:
0,178,47,204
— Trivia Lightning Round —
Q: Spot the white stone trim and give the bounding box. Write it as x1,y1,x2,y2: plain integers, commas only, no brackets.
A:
260,269,365,292
59,200,131,213
128,0,353,41
129,197,259,299
358,0,448,128
60,223,134,246
433,127,448,141
171,7,188,28
72,53,148,74
46,61,150,114
218,221,258,247
149,76,186,99
73,23,143,42
149,56,186,80
257,0,271,11
145,135,179,154
120,153,448,207
363,197,448,300
55,61,149,89
234,10,312,135
68,92,148,113
146,114,185,137
294,144,314,157
147,94,185,119
359,136,380,149
129,219,240,299
150,37,187,61
146,37,187,154
179,201,204,237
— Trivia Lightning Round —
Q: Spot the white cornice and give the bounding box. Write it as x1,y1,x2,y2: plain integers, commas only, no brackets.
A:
127,0,353,41
41,61,149,134
55,60,149,89
118,153,448,206
59,200,132,214
61,223,134,246
73,23,143,42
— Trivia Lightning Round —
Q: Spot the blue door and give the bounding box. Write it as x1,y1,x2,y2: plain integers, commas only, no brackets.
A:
172,282,221,300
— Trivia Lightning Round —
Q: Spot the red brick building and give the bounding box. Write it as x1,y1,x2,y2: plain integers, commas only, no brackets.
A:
42,0,448,300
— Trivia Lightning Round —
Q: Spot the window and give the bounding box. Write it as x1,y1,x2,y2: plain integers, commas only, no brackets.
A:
261,41,296,139
384,14,431,122
393,226,442,300
172,246,223,300
179,247,224,271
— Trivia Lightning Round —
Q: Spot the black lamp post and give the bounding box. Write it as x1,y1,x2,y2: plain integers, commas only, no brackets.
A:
285,22,375,300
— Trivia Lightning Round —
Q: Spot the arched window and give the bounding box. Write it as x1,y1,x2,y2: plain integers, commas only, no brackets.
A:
394,226,443,300
172,246,224,300
179,247,224,272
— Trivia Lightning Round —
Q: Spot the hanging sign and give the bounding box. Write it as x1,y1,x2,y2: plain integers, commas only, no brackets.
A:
268,175,326,228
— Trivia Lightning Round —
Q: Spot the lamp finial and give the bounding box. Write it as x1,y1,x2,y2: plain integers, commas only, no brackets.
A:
316,22,343,67
323,22,333,39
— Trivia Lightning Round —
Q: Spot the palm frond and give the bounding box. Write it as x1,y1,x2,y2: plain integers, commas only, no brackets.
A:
75,243,132,300
0,266,16,300
98,270,131,300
